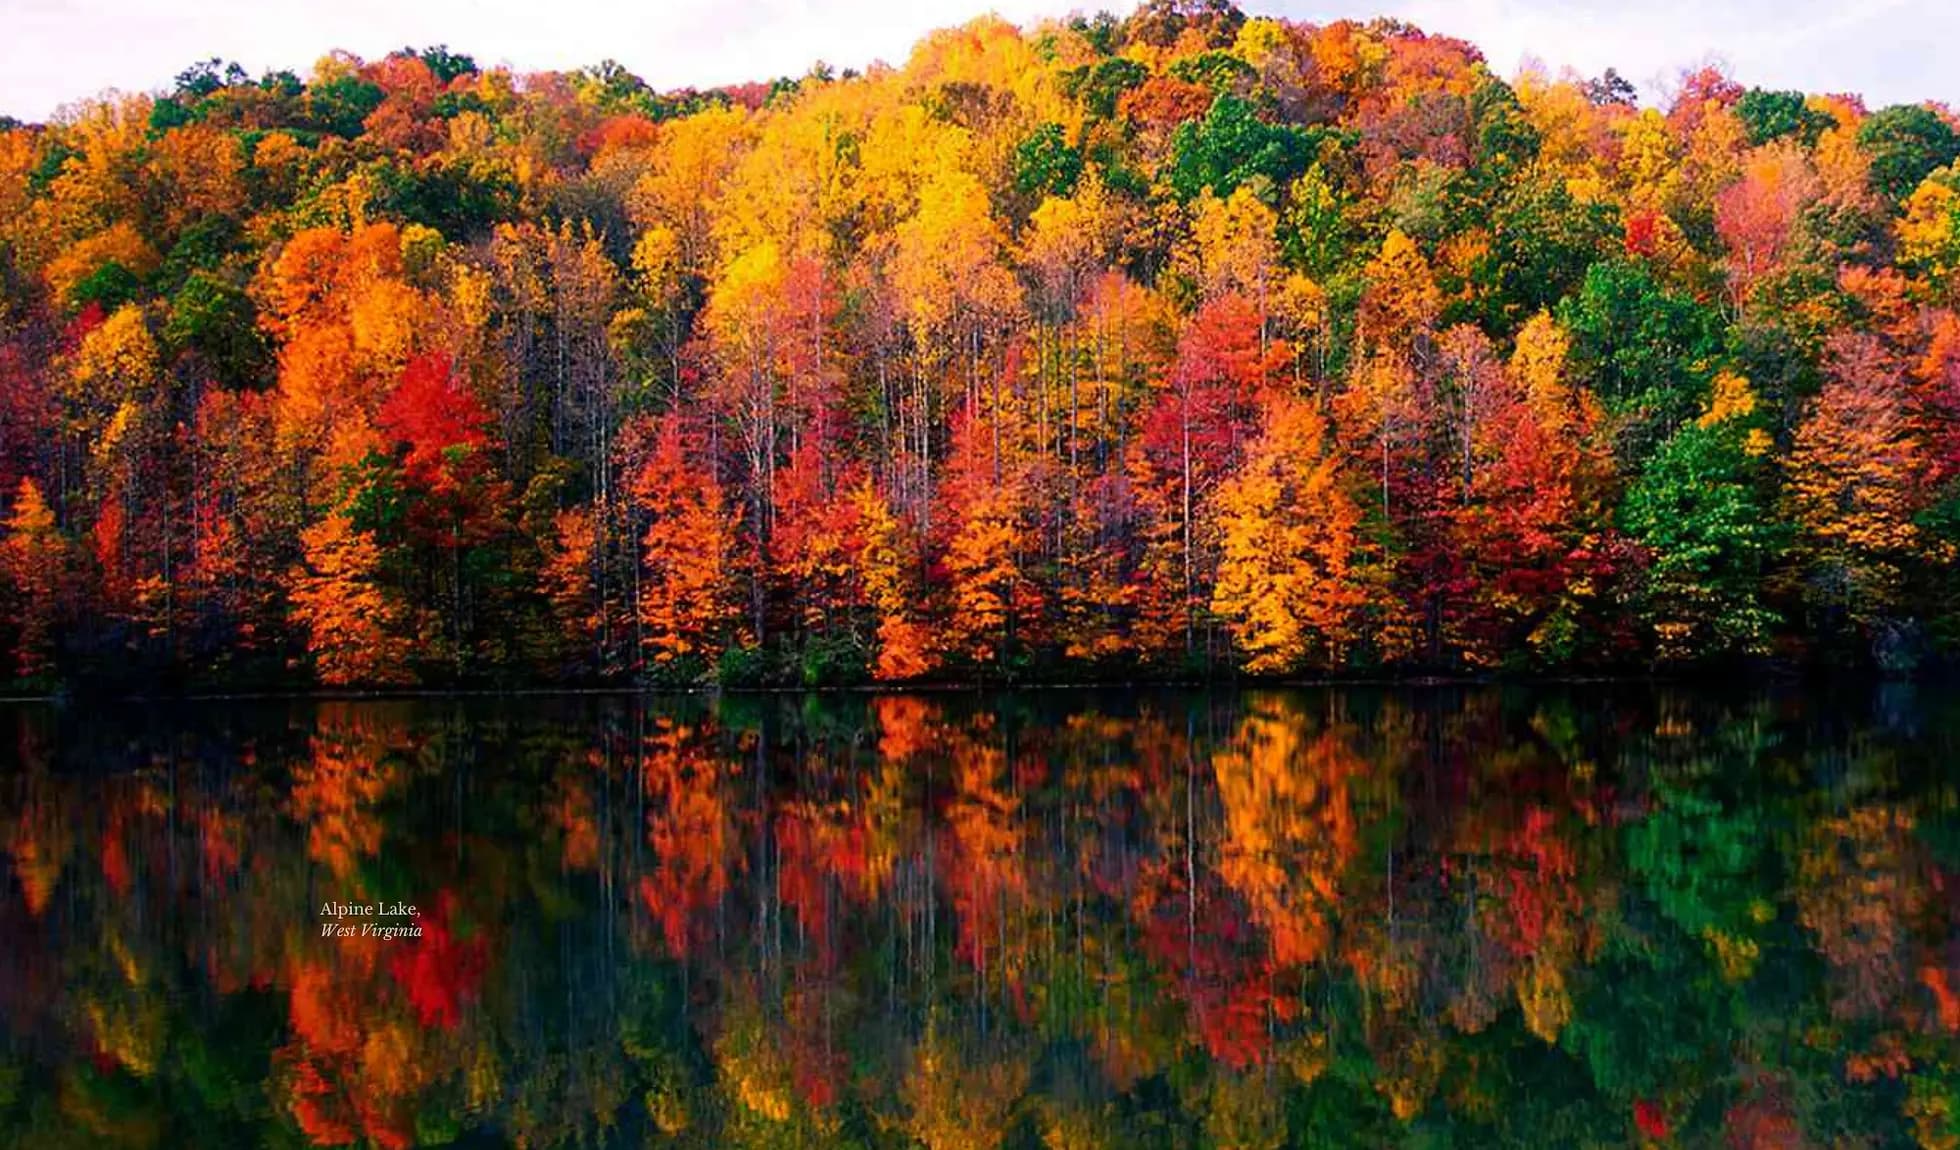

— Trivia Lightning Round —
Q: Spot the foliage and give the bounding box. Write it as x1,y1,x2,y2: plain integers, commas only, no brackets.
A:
1,5,1957,687
1858,104,1960,202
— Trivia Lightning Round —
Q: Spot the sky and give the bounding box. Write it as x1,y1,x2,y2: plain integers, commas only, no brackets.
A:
0,0,1951,123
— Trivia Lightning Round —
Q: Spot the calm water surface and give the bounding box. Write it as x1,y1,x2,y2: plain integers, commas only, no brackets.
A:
2,687,1958,1147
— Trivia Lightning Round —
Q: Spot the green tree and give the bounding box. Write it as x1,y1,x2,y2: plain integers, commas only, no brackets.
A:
1620,377,1784,663
1857,104,1960,202
1167,94,1319,202
1734,88,1832,147
1012,123,1082,199
1557,259,1723,455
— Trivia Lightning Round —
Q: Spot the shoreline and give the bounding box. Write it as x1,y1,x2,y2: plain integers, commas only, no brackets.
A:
1,666,1932,706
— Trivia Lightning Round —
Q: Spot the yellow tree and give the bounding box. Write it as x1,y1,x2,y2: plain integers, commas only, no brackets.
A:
1211,393,1368,671
1787,333,1927,635
286,508,413,686
67,304,172,635
1357,228,1442,350
147,123,245,235
891,164,1025,521
1346,228,1442,523
2,479,66,680
1899,166,1960,298
1185,186,1281,325
43,221,159,308
627,104,753,279
854,480,937,681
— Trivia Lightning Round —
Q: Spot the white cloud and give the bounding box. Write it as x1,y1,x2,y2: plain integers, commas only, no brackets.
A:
1264,0,1953,107
0,0,1949,122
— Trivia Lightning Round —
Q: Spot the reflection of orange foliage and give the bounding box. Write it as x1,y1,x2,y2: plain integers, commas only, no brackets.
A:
776,805,871,971
784,983,846,1111
1475,805,1583,1043
1797,806,1922,1022
290,958,368,1058
942,732,1028,982
714,990,799,1123
1844,1031,1911,1083
282,1046,416,1150
287,1056,358,1146
552,776,601,871
199,807,240,884
1350,904,1432,1012
1375,1032,1443,1122
1722,1075,1801,1149
874,695,941,761
1212,702,1359,965
1923,966,1960,1033
99,813,132,897
1494,806,1579,959
638,720,738,957
900,1022,1031,1150
1136,858,1294,1071
289,713,403,877
5,796,71,916
281,935,428,1149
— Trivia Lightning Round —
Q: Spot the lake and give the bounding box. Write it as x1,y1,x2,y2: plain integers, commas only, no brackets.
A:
2,686,1957,1146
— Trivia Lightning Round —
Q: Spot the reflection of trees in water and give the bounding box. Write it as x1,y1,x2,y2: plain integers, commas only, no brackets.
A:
0,687,1955,1145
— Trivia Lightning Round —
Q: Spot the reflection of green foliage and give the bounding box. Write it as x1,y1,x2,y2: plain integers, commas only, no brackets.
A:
173,989,283,1133
1922,805,1960,871
1,689,1955,1147
1627,787,1762,936
1563,948,1733,1101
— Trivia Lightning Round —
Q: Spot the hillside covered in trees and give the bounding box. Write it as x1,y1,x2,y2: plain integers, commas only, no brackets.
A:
3,0,1960,690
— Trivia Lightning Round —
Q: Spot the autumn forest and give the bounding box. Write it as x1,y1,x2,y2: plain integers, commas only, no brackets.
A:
4,0,1960,690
